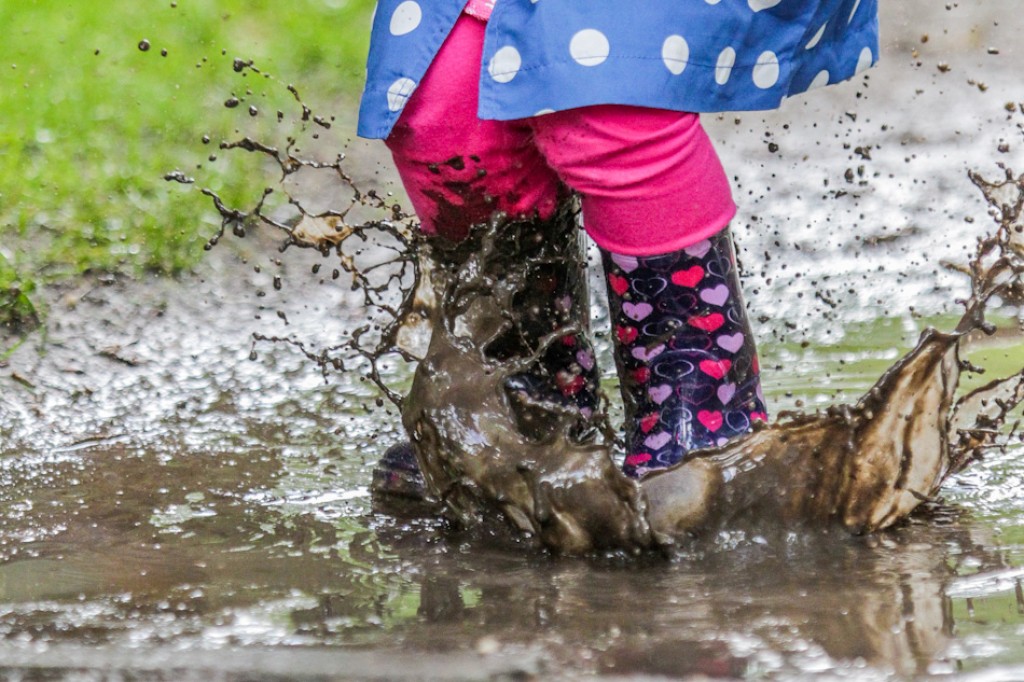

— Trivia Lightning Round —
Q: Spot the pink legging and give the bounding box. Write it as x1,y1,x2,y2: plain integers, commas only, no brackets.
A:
385,13,736,256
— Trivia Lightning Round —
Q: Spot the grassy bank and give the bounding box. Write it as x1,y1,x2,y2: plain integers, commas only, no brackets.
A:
0,0,373,337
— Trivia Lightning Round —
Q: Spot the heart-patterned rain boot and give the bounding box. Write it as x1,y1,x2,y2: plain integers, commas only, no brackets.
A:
602,228,767,478
373,202,603,499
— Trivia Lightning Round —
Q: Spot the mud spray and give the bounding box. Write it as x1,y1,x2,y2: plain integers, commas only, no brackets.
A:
170,76,1024,557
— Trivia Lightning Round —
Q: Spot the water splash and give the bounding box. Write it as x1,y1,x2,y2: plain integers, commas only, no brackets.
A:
174,65,1024,556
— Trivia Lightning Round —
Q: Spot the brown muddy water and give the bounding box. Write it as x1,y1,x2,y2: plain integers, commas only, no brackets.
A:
2,2,1024,680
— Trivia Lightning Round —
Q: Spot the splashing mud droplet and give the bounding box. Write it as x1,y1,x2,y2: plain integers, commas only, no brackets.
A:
397,170,1024,553
163,171,194,185
170,54,1023,557
138,39,151,52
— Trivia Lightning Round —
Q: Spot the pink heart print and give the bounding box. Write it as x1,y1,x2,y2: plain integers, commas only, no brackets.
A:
608,273,629,296
611,252,640,273
632,344,666,361
717,382,737,405
699,358,732,380
699,284,730,307
648,384,673,405
684,239,712,259
671,266,705,288
640,412,660,433
716,332,745,354
644,432,672,450
697,410,724,432
623,302,654,321
688,313,725,332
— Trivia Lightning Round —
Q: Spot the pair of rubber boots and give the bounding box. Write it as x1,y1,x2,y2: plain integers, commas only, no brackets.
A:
372,203,766,499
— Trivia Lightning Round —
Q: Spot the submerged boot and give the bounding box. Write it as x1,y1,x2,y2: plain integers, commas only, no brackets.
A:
373,202,602,499
602,228,768,478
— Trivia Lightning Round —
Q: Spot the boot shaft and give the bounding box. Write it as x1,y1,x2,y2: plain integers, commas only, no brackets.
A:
602,229,767,476
425,200,602,440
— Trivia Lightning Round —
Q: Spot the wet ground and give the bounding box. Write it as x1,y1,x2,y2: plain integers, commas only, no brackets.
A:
2,2,1024,679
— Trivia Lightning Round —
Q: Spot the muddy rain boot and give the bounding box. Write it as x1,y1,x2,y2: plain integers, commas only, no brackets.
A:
602,228,768,478
372,202,602,499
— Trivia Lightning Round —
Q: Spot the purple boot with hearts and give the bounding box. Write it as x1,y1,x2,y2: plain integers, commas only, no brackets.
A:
601,228,767,478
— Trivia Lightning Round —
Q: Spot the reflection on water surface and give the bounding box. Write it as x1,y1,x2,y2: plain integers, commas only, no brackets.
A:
0,265,1021,679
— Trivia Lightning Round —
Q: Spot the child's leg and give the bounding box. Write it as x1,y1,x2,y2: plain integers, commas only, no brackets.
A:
385,11,599,417
531,106,767,477
374,14,602,497
529,105,735,256
384,13,562,241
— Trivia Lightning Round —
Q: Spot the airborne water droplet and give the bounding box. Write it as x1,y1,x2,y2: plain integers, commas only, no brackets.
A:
138,40,151,52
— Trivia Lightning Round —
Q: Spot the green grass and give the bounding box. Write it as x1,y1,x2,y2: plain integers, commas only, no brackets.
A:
0,0,373,330
761,313,1024,413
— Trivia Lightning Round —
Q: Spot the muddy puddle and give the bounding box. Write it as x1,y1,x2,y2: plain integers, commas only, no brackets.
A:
2,2,1024,680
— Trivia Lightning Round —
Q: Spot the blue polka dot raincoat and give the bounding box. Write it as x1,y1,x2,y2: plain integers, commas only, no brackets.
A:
357,0,879,139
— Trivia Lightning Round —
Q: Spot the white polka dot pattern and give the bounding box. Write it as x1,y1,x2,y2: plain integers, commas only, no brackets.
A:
806,23,827,49
849,0,863,22
489,45,523,83
358,0,881,139
809,69,830,89
389,1,421,35
661,35,690,75
570,29,610,67
386,77,416,112
715,47,737,85
752,51,780,89
855,46,873,73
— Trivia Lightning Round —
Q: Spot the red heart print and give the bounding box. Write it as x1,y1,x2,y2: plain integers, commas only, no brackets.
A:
670,266,704,288
561,334,578,347
608,273,630,296
616,325,639,344
751,411,768,423
752,355,760,374
699,358,732,380
640,413,660,433
625,453,653,467
688,313,725,332
698,410,724,432
556,372,586,396
631,367,651,384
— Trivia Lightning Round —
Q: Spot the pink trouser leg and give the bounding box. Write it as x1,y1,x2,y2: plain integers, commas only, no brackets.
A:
385,13,736,254
384,15,562,241
530,107,735,256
